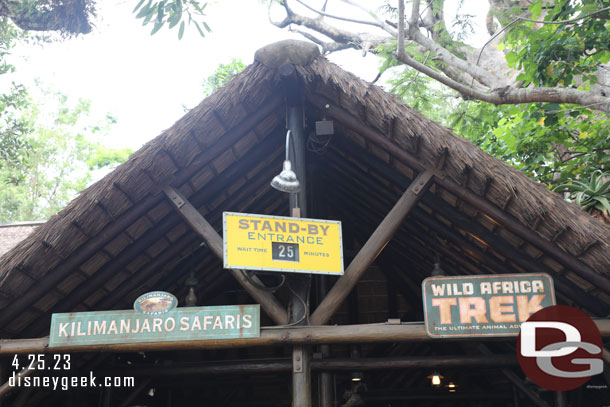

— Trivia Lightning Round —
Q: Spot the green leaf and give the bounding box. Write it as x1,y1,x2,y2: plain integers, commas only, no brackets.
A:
530,1,543,19
136,0,153,18
598,179,610,194
157,1,166,23
168,11,180,28
133,0,147,13
505,51,519,67
194,21,205,37
150,21,164,35
178,21,185,39
595,197,610,214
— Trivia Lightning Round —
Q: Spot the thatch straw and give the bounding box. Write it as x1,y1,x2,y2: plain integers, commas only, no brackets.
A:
1,43,608,317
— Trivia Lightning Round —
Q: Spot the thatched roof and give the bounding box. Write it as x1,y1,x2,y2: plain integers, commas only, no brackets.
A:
1,40,609,342
0,222,43,257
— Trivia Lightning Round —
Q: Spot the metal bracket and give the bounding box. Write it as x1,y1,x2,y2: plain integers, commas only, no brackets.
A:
163,187,185,209
411,168,437,196
293,347,303,373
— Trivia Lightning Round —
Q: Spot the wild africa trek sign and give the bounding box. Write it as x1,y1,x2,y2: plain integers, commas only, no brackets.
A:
422,273,555,338
49,291,260,347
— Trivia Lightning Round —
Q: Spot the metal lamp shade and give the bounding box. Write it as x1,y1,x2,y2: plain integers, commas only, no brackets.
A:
271,160,300,193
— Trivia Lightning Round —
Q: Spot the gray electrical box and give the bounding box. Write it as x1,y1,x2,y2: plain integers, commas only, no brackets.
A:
315,120,334,136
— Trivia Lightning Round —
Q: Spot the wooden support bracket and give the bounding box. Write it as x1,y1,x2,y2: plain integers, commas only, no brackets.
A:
310,168,436,325
163,186,289,325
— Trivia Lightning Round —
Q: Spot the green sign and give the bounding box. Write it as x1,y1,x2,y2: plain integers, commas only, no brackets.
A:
49,304,260,347
422,273,555,338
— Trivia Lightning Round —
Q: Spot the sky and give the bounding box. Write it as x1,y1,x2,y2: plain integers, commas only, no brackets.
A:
4,0,488,150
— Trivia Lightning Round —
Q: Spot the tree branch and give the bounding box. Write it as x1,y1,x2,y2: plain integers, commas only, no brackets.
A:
339,0,397,35
270,0,388,53
273,0,610,115
393,50,610,114
397,0,405,59
408,0,420,28
511,6,610,25
407,26,505,88
293,0,394,33
289,27,352,54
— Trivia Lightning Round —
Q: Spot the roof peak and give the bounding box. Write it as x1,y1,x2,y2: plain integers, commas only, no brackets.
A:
254,40,320,68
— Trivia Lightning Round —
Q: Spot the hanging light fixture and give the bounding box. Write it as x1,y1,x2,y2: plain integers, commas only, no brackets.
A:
427,371,443,386
431,254,444,276
271,130,300,193
184,272,198,307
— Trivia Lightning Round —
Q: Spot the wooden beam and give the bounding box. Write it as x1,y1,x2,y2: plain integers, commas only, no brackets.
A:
327,140,610,316
501,368,551,407
603,347,610,364
118,378,152,407
100,354,517,377
95,154,285,313
0,97,284,332
163,186,289,325
364,392,512,401
3,320,610,354
310,169,436,325
308,93,610,296
0,367,34,398
0,194,162,330
479,345,551,407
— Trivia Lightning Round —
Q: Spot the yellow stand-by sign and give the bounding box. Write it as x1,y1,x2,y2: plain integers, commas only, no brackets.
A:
223,212,344,275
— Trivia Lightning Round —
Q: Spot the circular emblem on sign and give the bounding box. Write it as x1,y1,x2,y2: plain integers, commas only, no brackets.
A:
517,305,603,391
134,291,178,316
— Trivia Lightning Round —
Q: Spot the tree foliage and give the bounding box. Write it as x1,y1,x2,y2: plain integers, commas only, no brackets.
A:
0,0,95,35
132,0,210,39
268,0,610,218
0,83,32,170
0,88,132,222
201,58,245,97
0,0,209,38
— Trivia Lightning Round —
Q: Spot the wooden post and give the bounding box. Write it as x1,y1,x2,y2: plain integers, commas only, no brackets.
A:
285,100,312,407
310,169,436,325
554,391,567,407
163,186,289,325
292,346,312,407
318,345,333,407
